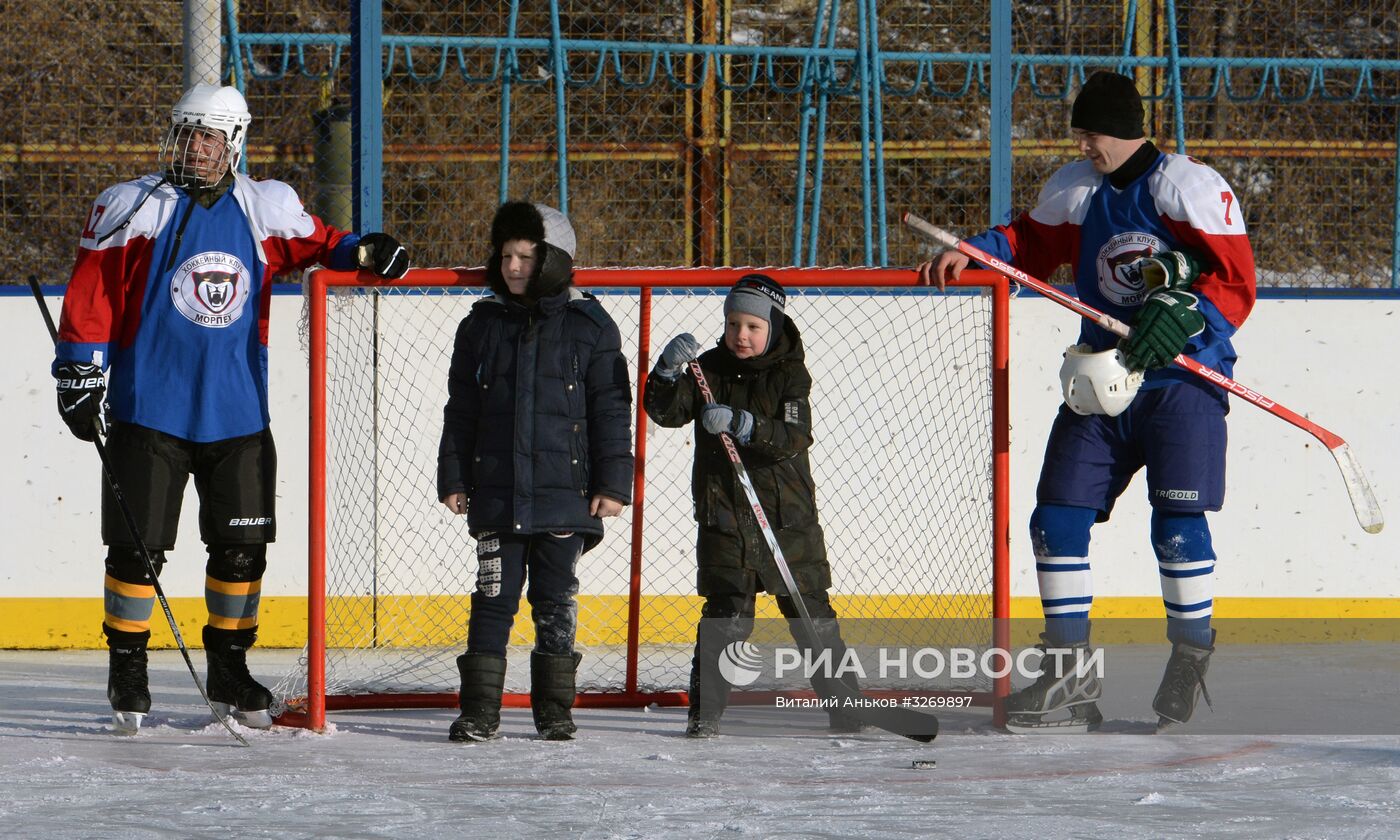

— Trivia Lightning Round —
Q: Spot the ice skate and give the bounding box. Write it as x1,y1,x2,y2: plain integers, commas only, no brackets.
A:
205,629,274,729
107,644,151,735
1003,637,1103,734
1153,633,1215,731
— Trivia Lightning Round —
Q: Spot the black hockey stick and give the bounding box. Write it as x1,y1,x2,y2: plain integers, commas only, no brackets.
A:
28,276,250,747
688,360,938,742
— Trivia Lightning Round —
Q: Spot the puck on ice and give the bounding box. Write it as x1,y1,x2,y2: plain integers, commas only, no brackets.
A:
911,759,937,769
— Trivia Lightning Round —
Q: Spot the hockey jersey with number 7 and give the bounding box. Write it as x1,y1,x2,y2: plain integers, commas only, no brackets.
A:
967,149,1256,390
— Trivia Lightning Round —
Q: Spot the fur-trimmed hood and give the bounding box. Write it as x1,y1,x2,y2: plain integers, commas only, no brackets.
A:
485,201,576,301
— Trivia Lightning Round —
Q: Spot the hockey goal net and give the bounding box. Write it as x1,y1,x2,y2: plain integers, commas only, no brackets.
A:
275,266,1008,730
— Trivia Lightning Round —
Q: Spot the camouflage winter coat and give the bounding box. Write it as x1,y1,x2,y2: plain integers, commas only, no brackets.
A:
643,317,831,596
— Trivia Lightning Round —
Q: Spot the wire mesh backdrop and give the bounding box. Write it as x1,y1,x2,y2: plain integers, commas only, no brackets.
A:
273,268,1005,718
4,2,1399,287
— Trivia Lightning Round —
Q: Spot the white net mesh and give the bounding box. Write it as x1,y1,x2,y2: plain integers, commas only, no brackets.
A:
274,269,1003,714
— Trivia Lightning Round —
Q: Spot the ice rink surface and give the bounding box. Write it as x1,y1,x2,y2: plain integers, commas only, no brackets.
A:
1,650,1397,839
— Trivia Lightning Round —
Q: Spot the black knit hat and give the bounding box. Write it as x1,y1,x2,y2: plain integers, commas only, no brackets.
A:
1071,71,1145,140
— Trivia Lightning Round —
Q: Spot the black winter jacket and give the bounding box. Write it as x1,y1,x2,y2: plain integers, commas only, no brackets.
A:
437,287,634,550
643,318,831,595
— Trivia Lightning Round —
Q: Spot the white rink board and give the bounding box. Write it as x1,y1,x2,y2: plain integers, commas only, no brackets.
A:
4,289,1396,600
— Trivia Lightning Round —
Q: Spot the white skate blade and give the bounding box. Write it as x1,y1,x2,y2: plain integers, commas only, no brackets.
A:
111,710,145,735
1004,704,1103,735
211,701,273,730
1004,716,1097,735
1155,715,1190,733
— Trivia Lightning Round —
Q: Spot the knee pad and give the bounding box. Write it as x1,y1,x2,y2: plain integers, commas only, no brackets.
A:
206,544,267,583
1029,504,1096,558
105,547,166,584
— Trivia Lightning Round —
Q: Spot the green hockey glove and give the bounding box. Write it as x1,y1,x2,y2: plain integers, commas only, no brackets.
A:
1122,289,1206,371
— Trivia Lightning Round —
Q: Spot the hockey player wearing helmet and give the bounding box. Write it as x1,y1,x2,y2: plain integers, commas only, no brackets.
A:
917,71,1257,733
437,202,633,742
51,84,412,735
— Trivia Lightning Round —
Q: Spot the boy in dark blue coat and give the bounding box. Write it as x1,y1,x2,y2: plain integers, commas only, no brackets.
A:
437,202,634,741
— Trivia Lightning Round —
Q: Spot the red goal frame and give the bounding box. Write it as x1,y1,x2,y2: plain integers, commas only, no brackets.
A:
281,266,1010,731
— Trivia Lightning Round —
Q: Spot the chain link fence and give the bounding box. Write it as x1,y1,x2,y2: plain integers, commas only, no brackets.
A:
2,1,1397,286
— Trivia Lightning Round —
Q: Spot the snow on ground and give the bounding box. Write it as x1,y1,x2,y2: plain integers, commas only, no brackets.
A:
1,650,1397,839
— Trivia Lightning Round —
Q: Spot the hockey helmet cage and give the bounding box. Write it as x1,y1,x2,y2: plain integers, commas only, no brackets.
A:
160,84,252,188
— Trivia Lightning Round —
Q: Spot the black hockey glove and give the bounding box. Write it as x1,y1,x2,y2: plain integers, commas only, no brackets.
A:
1122,289,1206,371
358,233,411,279
701,403,754,444
54,361,106,441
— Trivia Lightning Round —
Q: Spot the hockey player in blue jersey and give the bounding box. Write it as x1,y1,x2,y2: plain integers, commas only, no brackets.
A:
918,71,1257,732
53,84,411,734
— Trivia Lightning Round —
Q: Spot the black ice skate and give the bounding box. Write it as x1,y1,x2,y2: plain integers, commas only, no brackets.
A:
1153,632,1215,731
107,644,151,735
449,653,507,742
204,628,274,729
1003,636,1103,734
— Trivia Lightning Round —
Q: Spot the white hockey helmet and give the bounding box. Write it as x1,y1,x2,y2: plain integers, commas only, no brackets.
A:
159,84,252,188
1059,344,1144,417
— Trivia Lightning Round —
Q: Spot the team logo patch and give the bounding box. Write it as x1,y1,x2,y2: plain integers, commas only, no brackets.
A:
170,252,250,328
1096,232,1167,307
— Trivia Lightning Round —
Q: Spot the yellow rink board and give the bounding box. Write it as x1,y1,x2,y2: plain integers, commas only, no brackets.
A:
3,596,1399,649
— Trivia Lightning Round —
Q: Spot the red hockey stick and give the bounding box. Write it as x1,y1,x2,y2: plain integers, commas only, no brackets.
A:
902,212,1383,535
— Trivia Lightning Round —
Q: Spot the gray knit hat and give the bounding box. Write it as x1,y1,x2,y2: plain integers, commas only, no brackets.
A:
723,273,786,354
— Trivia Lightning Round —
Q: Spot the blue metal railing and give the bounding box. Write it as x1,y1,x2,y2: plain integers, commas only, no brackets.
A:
224,1,1400,284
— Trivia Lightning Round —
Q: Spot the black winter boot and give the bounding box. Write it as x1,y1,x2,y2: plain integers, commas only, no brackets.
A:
1153,631,1216,729
108,643,151,735
531,651,582,740
685,658,729,739
450,653,507,742
204,627,274,729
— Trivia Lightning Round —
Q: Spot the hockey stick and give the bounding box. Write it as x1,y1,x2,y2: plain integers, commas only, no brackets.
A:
902,212,1384,535
688,360,939,742
28,276,251,746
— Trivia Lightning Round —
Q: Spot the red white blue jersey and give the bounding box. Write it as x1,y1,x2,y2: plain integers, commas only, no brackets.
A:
56,173,360,442
969,150,1256,387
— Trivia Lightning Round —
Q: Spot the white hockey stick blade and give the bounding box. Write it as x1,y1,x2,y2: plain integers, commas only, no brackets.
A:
1331,443,1384,534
